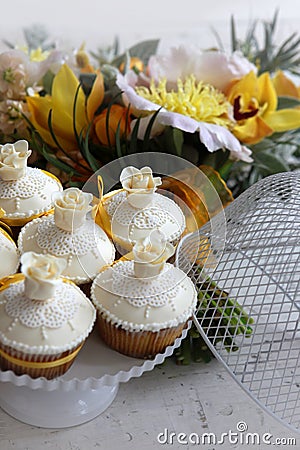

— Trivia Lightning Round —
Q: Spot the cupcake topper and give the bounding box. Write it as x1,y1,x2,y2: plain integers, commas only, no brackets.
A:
133,230,175,278
120,166,162,209
21,252,67,301
52,188,93,232
0,140,31,181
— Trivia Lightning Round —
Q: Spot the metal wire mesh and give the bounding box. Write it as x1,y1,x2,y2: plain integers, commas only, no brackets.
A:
176,171,300,432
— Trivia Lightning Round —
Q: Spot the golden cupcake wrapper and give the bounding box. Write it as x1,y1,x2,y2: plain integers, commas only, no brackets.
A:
0,344,83,369
0,221,15,243
0,169,61,227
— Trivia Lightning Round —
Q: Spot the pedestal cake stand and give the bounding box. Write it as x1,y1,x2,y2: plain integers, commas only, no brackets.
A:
0,325,190,428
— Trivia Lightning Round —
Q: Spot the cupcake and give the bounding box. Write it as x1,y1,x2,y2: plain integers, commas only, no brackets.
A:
0,222,19,280
91,230,197,358
18,188,115,285
0,140,62,228
97,166,186,253
0,252,96,379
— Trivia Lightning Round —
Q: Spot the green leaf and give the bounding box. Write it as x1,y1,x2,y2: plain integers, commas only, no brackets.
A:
115,119,123,159
23,25,49,51
253,151,290,174
80,124,101,172
79,73,97,96
277,96,300,110
142,108,162,152
112,39,160,68
129,117,142,153
39,144,82,177
42,70,55,95
230,15,238,52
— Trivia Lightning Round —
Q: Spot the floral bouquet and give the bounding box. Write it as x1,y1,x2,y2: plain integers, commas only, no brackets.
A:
1,12,300,363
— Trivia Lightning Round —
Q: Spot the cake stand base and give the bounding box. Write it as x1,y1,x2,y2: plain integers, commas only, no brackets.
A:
0,325,191,428
0,382,119,428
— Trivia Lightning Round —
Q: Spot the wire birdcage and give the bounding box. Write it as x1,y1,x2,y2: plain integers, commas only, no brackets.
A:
176,171,300,433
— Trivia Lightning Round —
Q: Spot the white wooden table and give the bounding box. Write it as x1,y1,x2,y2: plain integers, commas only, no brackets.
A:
1,357,298,450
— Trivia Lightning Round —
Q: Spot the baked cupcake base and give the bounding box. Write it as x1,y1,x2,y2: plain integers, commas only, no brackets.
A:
97,315,188,359
0,342,83,379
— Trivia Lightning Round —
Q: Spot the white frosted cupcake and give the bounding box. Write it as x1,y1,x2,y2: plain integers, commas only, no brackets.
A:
0,140,62,227
0,252,96,379
18,188,115,285
97,166,186,253
91,231,197,358
0,223,19,280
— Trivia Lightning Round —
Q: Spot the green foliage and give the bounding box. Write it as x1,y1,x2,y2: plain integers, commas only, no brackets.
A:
91,39,160,71
3,24,55,52
226,11,300,75
226,128,300,195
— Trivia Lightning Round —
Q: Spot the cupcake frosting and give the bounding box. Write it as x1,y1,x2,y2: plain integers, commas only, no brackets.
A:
91,233,197,332
99,166,186,249
18,188,116,284
0,253,96,354
0,140,62,225
0,226,19,279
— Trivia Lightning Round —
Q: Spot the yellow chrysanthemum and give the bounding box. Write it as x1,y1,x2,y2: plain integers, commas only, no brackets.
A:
136,75,233,128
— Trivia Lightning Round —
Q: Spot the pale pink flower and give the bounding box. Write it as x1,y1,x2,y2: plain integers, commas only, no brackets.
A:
147,46,257,92
0,49,65,100
0,51,27,99
0,99,28,135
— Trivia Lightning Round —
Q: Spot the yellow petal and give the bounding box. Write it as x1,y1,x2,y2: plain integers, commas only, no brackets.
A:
87,70,105,122
258,72,277,112
264,109,300,132
233,116,273,145
272,70,300,98
52,64,87,135
26,95,57,146
226,71,258,104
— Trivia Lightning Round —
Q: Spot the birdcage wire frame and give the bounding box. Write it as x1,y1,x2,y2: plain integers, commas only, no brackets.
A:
176,171,300,433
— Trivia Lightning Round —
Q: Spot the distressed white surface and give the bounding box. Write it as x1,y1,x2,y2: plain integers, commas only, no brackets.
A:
0,357,298,449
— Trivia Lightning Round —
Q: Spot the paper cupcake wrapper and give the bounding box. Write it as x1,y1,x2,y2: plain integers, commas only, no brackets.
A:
0,343,83,379
97,315,187,359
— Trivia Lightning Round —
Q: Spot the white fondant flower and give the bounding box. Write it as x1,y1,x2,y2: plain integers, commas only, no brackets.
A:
52,187,93,231
120,166,162,208
21,251,67,301
0,140,31,181
133,230,175,278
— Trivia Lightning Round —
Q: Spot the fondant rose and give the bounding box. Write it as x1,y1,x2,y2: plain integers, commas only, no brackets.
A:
120,166,161,208
133,230,175,278
0,140,31,181
52,188,93,231
21,251,67,300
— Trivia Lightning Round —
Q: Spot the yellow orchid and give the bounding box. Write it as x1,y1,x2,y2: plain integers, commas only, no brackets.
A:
226,71,300,145
272,70,300,98
26,64,105,151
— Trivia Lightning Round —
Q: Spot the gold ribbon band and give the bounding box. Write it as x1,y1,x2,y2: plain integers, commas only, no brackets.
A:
0,344,83,369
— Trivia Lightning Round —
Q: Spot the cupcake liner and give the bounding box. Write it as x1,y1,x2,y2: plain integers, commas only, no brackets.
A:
0,342,83,379
97,314,188,359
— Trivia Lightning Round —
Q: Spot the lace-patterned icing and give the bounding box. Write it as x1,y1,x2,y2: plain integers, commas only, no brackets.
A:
4,281,79,329
32,214,108,257
103,190,127,217
0,167,51,199
97,261,181,307
104,191,185,241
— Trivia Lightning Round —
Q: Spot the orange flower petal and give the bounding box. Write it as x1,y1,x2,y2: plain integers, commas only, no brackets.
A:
87,70,105,122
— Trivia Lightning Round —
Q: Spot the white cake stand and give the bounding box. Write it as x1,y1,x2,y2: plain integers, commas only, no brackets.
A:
0,324,190,428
